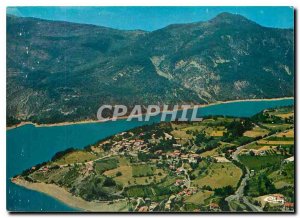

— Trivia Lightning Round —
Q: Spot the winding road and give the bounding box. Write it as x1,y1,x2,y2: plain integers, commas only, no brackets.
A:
225,134,270,212
225,128,286,212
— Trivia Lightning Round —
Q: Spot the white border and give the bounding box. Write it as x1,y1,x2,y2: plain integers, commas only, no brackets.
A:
1,0,298,217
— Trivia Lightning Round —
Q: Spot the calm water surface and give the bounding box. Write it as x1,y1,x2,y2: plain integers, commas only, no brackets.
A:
7,99,294,212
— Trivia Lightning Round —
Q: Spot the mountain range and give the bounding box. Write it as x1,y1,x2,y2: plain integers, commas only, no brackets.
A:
6,13,294,125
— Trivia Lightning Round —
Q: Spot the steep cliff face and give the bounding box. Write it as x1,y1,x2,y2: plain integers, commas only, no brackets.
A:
143,13,294,102
7,13,294,125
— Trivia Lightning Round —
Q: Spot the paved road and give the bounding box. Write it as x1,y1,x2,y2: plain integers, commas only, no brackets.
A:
226,130,283,212
181,163,191,188
225,135,266,212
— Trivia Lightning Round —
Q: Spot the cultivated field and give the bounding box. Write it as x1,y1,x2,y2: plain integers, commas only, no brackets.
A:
192,162,242,189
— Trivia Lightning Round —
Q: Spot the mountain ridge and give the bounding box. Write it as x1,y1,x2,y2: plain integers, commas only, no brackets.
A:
6,13,294,125
7,12,294,32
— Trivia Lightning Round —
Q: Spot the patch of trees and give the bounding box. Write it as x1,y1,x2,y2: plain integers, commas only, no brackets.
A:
51,147,76,161
214,185,235,196
194,132,210,145
250,109,291,124
77,175,118,201
103,177,117,187
23,176,34,182
149,138,176,152
244,174,276,197
221,145,238,153
233,136,254,146
102,142,112,152
59,167,80,188
225,119,254,138
124,184,174,198
195,140,221,154
231,159,247,188
21,161,47,176
218,198,230,212
7,116,21,126
137,152,158,162
202,185,213,191
278,186,295,202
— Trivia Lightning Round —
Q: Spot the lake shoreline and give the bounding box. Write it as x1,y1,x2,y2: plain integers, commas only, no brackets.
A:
11,177,128,212
8,98,295,212
6,97,294,130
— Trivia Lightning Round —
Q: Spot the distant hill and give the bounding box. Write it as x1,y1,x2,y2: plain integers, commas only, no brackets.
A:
6,13,294,125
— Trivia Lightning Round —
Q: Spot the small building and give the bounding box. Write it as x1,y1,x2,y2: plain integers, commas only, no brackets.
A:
138,206,149,212
227,149,234,154
164,133,173,140
209,203,220,211
175,179,185,186
176,167,185,175
284,202,294,211
273,194,285,203
264,194,285,204
284,156,294,163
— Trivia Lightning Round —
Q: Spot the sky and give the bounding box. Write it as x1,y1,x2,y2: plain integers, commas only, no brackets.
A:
7,6,294,31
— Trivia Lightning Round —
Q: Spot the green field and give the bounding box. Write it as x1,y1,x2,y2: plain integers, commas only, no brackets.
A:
192,162,242,189
268,162,294,189
95,157,119,174
132,164,154,177
124,185,154,197
239,155,285,171
185,190,213,205
266,136,294,141
53,150,97,165
243,126,269,138
261,123,292,131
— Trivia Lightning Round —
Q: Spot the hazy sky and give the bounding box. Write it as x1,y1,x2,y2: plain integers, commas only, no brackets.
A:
7,6,294,31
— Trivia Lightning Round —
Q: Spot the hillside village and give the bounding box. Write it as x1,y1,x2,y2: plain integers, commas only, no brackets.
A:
13,106,294,212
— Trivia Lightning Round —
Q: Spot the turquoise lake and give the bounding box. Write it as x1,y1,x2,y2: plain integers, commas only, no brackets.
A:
6,99,294,212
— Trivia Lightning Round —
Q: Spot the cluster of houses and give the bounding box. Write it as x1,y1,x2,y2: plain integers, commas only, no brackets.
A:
174,179,187,187
99,130,203,169
104,136,148,155
166,151,200,163
264,193,285,204
137,202,159,212
36,166,49,173
137,187,199,212
263,194,294,211
101,131,182,156
177,187,197,197
157,149,200,169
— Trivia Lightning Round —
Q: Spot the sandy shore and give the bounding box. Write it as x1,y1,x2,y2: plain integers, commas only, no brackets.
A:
6,120,100,131
7,97,294,130
11,177,128,212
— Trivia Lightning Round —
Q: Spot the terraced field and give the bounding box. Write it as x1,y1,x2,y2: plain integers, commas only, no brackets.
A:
13,106,294,212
